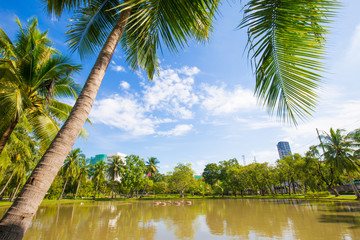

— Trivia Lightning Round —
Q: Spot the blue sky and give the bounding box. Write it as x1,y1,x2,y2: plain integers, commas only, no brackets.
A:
1,0,360,174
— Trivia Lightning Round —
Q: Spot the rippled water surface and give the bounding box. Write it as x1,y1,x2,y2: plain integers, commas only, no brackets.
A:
1,199,360,239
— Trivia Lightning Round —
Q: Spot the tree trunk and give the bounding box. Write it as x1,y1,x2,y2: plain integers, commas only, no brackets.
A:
140,184,147,198
347,170,360,200
0,116,19,154
0,9,131,239
74,174,82,200
10,181,22,202
58,177,69,200
111,176,115,199
0,170,15,196
93,180,99,201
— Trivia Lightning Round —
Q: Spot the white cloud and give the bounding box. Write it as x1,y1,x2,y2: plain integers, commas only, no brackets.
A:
119,81,130,90
178,66,200,76
90,94,155,136
158,124,193,136
111,65,126,72
201,84,257,115
143,67,199,119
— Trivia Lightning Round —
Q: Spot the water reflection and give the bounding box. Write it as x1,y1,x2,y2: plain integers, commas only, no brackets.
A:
0,199,360,239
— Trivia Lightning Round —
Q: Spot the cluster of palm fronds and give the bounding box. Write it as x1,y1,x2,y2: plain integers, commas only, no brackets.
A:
0,17,86,200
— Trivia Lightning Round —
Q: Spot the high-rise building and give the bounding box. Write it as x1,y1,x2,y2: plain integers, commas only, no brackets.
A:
277,141,292,159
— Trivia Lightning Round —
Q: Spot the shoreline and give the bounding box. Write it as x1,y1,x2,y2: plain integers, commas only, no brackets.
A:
1,194,359,207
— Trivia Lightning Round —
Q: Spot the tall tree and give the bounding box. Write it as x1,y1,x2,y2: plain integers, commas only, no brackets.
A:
90,161,107,200
0,17,82,154
74,158,90,200
0,123,37,197
168,163,194,198
145,157,159,178
202,163,220,186
107,155,125,198
58,149,84,200
120,155,146,197
0,1,219,237
321,128,360,199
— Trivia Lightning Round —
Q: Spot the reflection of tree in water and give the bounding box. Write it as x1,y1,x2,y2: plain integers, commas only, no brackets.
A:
23,202,156,240
205,199,360,240
151,201,205,239
12,199,360,240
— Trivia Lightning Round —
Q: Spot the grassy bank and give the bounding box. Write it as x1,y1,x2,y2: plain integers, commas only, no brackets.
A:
0,194,358,207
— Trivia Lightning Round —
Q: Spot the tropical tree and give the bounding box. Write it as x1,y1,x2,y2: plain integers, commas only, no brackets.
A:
202,163,220,186
321,128,360,199
90,161,107,200
0,1,219,236
306,145,340,196
0,17,82,154
145,157,159,178
140,157,159,197
107,155,124,198
0,0,338,238
167,163,195,198
120,155,146,197
74,157,90,200
58,149,84,200
0,123,37,197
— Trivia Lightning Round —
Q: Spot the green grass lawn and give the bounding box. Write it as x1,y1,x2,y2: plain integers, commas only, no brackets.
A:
0,194,358,207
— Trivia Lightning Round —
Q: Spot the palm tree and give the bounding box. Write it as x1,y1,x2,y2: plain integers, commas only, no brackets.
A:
145,157,159,178
91,161,107,200
0,1,218,236
321,128,360,199
107,156,124,199
140,157,159,197
58,149,84,200
74,158,90,200
0,0,338,237
0,123,37,197
10,155,35,202
0,17,82,154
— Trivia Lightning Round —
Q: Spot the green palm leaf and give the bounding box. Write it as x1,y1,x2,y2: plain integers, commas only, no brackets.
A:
120,0,218,79
241,0,339,124
66,0,119,58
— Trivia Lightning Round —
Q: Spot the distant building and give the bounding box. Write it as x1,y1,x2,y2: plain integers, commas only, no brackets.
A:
277,141,292,159
87,152,127,182
89,154,107,165
88,152,127,166
107,152,127,165
194,175,202,180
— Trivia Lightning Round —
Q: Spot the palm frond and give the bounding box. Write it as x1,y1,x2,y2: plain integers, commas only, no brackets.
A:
66,0,119,58
120,0,219,79
0,28,17,58
240,0,339,124
43,0,93,17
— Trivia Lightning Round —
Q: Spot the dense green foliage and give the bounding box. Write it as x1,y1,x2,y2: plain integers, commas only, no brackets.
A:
7,127,352,200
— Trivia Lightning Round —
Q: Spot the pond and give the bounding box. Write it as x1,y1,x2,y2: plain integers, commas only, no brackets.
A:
1,199,360,239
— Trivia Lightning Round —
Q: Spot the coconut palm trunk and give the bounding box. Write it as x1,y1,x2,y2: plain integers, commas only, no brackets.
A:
74,174,82,200
0,171,15,196
58,177,69,200
346,170,360,200
111,176,115,199
93,180,99,201
0,116,19,154
10,181,22,202
0,9,131,239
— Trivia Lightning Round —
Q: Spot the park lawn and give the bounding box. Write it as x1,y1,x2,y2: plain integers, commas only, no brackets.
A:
0,194,358,207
